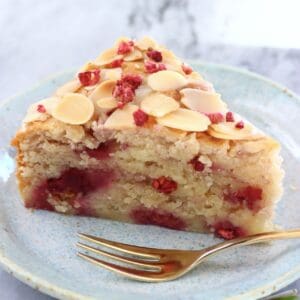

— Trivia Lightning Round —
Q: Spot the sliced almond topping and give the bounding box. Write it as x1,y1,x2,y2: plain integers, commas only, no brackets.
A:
207,122,263,140
94,48,123,66
78,61,99,72
156,108,211,132
148,70,187,91
140,93,179,117
89,80,116,103
114,36,132,47
101,68,122,81
52,93,94,125
180,88,227,113
104,104,138,129
134,85,152,103
55,80,81,97
124,49,143,61
96,97,118,110
135,36,157,50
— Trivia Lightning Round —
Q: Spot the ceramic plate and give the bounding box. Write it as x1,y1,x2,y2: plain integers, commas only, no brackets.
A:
0,62,300,300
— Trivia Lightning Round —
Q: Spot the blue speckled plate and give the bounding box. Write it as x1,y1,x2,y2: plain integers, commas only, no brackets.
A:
0,62,300,300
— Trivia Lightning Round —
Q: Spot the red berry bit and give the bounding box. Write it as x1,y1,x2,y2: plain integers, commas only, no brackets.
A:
224,186,263,211
112,74,143,107
117,40,134,55
146,49,163,62
152,176,177,194
133,109,149,126
144,61,166,73
37,104,46,113
213,221,246,240
78,69,100,86
190,156,205,172
226,111,235,122
235,120,244,129
84,140,116,160
107,58,123,68
130,207,186,230
182,64,193,75
206,113,224,124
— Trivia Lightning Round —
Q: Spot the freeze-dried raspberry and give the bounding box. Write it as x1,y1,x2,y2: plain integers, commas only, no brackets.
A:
190,156,205,172
78,69,100,86
107,58,123,68
226,111,235,122
235,120,244,129
117,40,134,54
37,104,46,113
146,49,163,62
144,61,166,73
133,109,149,126
206,113,224,124
121,74,143,89
152,176,177,194
182,64,193,75
213,221,246,240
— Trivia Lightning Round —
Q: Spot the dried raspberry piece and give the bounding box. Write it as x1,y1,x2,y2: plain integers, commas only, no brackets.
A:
144,61,166,73
78,69,100,86
121,74,143,89
226,111,235,122
131,207,185,230
37,104,46,113
152,176,177,194
206,113,224,124
117,40,134,54
213,221,246,240
235,120,244,129
133,109,149,126
146,49,163,62
107,58,123,68
190,156,205,172
182,64,193,75
225,186,263,211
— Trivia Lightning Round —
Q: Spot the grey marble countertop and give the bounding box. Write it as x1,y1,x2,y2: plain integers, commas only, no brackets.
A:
0,0,299,299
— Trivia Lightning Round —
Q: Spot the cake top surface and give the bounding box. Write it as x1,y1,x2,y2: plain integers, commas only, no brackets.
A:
23,36,265,141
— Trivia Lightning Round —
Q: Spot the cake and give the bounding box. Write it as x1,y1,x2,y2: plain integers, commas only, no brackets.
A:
11,37,283,239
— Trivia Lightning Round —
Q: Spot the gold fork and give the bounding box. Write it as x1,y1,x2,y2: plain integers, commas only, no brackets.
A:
77,229,300,282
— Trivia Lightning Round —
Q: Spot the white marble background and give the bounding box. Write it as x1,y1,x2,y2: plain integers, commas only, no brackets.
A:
0,0,299,299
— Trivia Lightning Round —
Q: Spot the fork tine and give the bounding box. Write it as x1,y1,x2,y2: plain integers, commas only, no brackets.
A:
77,242,162,271
77,252,166,282
78,233,161,259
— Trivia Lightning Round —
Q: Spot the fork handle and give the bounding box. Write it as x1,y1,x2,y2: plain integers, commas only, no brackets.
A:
199,229,300,260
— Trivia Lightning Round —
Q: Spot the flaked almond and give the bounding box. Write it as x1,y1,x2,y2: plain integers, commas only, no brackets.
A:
180,88,227,113
208,122,263,140
96,97,118,110
95,48,123,66
101,68,122,81
89,80,116,103
78,61,99,72
124,49,143,61
134,85,152,103
104,104,138,129
135,36,157,50
52,93,94,125
148,70,187,91
156,108,211,132
55,80,81,97
140,93,179,117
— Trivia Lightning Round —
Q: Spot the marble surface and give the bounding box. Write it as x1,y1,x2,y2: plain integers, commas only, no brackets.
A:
0,0,299,299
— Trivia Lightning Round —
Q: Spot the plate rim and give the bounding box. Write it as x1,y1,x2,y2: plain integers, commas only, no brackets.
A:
0,61,299,300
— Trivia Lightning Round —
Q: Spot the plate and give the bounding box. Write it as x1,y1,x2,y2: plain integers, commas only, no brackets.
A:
0,62,300,300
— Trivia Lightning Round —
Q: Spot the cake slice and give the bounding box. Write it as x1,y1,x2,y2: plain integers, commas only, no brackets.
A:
12,37,283,239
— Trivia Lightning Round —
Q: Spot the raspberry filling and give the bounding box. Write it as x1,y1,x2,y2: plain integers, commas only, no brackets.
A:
113,74,142,107
37,104,46,113
130,207,186,230
78,69,100,86
29,183,54,211
117,40,134,54
84,140,117,160
146,49,163,62
144,61,166,73
152,176,177,194
206,113,224,124
133,109,149,126
213,221,246,240
225,186,263,211
190,156,205,172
